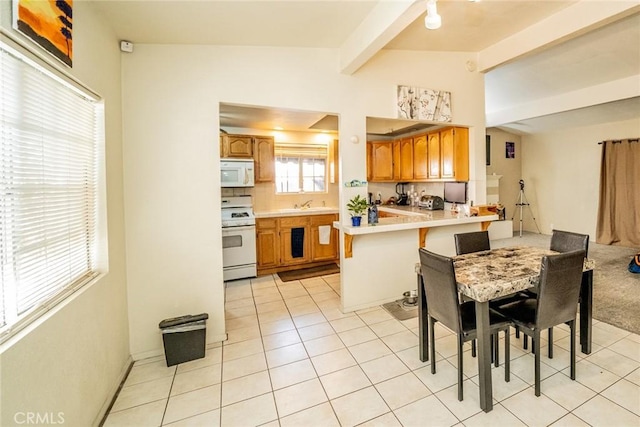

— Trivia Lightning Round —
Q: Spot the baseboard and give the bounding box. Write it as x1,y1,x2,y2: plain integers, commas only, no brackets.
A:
94,355,134,427
132,333,229,362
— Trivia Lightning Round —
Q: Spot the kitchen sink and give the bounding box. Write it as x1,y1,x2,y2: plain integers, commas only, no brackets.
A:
277,207,337,214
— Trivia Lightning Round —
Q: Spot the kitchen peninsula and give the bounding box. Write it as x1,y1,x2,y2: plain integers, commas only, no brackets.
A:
334,206,499,312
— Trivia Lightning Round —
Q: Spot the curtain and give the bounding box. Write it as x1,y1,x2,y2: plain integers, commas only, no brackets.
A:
596,139,640,247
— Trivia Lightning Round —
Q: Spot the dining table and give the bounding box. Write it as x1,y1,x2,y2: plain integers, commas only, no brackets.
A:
416,246,596,412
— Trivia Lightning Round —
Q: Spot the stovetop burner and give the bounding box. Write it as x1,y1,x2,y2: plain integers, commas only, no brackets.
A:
221,196,255,227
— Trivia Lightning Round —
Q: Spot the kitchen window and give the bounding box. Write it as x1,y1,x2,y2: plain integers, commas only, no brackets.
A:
275,143,327,194
0,40,104,341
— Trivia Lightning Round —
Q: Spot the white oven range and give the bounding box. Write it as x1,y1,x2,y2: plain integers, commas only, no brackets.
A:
221,196,257,281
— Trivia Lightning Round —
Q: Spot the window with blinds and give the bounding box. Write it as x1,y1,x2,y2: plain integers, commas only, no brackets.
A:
275,143,328,194
0,41,103,339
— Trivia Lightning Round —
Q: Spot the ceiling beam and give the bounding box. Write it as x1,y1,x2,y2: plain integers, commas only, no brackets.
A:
339,0,425,75
486,75,640,128
478,0,640,73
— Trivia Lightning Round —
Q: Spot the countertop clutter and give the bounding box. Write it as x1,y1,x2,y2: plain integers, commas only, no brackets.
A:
334,205,498,235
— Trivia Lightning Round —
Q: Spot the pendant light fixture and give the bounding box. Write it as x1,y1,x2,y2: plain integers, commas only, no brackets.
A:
424,0,441,30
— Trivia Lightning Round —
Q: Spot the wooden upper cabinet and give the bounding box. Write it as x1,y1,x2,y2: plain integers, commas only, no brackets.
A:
427,132,441,179
222,134,253,158
412,134,428,180
392,140,401,180
368,141,395,181
398,137,414,181
440,128,455,179
440,127,469,181
254,136,275,183
366,127,469,183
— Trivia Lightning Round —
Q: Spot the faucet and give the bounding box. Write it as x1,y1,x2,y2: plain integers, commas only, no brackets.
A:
300,200,312,209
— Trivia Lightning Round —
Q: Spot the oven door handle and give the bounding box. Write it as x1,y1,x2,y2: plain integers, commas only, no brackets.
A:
222,225,256,233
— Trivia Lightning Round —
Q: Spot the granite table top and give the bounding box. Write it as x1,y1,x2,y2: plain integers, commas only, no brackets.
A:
452,246,596,302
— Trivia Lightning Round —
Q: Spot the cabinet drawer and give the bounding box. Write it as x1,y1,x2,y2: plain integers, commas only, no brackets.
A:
256,218,278,229
279,216,310,228
310,214,338,226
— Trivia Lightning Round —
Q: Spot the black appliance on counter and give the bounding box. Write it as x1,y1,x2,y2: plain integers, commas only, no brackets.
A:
395,182,410,205
419,195,444,210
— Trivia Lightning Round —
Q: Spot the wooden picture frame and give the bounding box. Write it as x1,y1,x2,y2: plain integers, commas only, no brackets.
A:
13,0,73,67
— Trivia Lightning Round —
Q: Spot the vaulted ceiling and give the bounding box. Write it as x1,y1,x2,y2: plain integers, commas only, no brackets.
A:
93,0,640,134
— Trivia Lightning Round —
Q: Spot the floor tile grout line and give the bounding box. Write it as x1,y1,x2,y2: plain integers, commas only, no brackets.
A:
221,274,640,427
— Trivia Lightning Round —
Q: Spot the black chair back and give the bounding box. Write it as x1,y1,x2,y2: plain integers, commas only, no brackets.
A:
418,248,461,333
454,231,490,255
550,230,589,257
536,250,585,330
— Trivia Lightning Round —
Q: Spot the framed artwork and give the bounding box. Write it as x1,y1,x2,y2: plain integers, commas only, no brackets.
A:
13,0,73,67
486,135,491,165
506,141,515,159
397,85,451,122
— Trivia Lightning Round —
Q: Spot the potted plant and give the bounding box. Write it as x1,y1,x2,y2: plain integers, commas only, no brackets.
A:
347,194,368,226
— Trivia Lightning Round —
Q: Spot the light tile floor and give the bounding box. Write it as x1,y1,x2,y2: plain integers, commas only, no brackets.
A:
104,273,640,427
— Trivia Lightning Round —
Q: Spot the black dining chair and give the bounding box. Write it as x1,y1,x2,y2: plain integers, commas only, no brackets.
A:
520,230,589,356
491,249,585,396
419,248,512,401
454,230,499,358
454,230,491,255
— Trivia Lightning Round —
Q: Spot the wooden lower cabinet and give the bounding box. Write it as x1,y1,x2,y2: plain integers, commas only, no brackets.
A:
311,214,339,262
279,217,311,266
256,218,279,270
256,214,339,275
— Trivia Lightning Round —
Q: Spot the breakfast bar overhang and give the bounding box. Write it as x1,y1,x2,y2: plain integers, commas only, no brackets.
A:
333,207,499,312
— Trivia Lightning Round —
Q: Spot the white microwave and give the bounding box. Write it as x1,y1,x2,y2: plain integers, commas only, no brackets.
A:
221,159,255,187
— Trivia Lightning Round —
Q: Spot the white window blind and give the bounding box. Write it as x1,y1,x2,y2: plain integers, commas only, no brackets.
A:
0,41,102,337
275,143,328,194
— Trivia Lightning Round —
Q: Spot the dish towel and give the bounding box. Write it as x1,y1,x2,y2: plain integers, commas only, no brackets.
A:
318,225,331,245
291,227,305,258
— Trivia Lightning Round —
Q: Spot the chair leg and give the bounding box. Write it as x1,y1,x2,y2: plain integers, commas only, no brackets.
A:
523,334,528,350
548,327,554,359
458,335,464,401
534,331,541,397
494,333,499,368
569,320,576,380
429,316,436,374
504,328,510,382
515,326,520,338
471,340,476,358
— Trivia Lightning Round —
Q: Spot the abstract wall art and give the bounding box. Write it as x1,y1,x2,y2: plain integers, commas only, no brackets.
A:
13,0,73,67
397,85,451,122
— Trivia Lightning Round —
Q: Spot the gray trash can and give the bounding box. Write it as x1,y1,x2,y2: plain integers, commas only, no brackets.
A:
159,313,208,366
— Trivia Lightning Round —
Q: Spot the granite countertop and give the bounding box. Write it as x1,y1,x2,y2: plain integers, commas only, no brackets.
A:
452,246,596,302
254,207,339,218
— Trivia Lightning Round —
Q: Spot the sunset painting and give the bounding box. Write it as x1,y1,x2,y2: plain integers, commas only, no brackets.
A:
13,0,73,67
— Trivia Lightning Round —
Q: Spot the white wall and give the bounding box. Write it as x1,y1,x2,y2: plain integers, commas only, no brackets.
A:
0,2,130,426
121,45,486,355
486,129,522,229
521,117,640,238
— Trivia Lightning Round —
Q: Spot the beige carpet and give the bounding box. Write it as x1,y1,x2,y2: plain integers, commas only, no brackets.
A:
493,232,640,334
